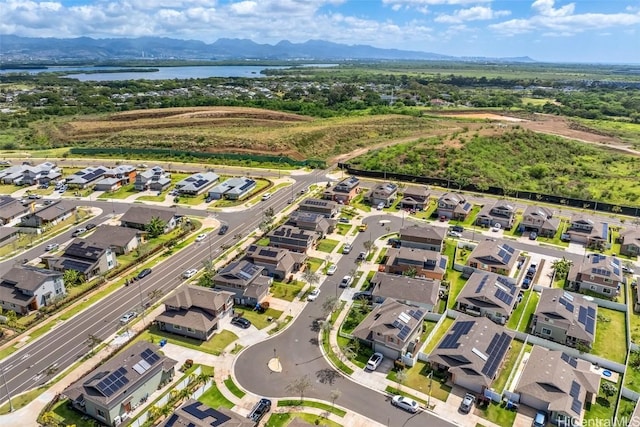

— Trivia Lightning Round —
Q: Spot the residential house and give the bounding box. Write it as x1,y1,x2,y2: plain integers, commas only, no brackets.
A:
437,192,472,220
370,272,440,312
399,186,430,211
383,247,449,281
567,253,623,297
475,201,516,230
207,177,256,200
466,241,520,276
0,161,61,186
619,229,640,257
0,196,28,225
44,239,116,280
65,166,109,189
20,201,76,229
514,346,600,427
297,198,339,218
175,171,219,196
286,210,333,237
521,205,561,237
0,266,65,314
566,216,609,249
134,166,171,192
86,226,141,255
213,260,272,306
64,342,177,426
0,227,20,248
365,182,398,207
322,176,360,204
399,224,446,251
531,288,597,349
428,315,514,394
155,285,234,341
120,206,177,233
244,245,306,281
267,225,318,253
94,165,137,192
352,299,427,360
159,399,254,427
455,271,519,324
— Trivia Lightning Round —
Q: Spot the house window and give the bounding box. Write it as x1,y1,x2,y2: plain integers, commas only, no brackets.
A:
541,327,552,336
173,325,182,330
187,327,195,333
603,288,611,294
96,409,106,419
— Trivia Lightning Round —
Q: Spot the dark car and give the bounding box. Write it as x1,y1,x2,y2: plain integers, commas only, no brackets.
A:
231,317,251,329
85,223,97,230
218,225,229,235
137,268,152,279
248,398,271,423
452,225,464,233
353,291,373,301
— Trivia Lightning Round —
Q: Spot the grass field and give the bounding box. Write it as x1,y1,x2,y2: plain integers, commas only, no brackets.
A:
592,308,627,364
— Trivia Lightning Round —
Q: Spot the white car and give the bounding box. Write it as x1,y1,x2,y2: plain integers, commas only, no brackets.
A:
340,275,353,288
492,223,502,232
307,289,320,301
326,264,337,275
45,243,59,251
391,395,420,413
119,311,137,324
376,202,385,210
261,193,271,201
183,268,198,279
448,231,462,238
195,233,207,242
342,243,352,254
366,352,384,371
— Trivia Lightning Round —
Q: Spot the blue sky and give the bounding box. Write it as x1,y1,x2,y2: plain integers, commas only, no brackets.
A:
2,0,639,63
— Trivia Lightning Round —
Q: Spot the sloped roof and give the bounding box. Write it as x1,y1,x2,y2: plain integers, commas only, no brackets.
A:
400,224,446,241
0,266,61,292
371,272,439,307
456,271,519,316
86,225,139,248
534,288,597,343
568,253,623,285
468,240,520,271
159,399,254,427
120,206,176,226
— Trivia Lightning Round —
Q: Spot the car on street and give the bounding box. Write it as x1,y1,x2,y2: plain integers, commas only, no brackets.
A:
357,251,366,261
119,311,137,324
261,193,271,201
231,317,251,329
391,395,419,413
358,224,368,232
85,223,97,230
45,243,59,251
448,231,462,238
340,275,353,288
307,289,320,301
533,411,547,427
623,265,635,274
71,228,86,237
452,225,464,232
137,268,152,279
459,393,476,413
28,194,41,199
287,198,294,204
248,398,271,423
182,268,198,279
342,243,352,254
326,264,337,275
366,352,383,371
218,225,229,235
195,233,207,242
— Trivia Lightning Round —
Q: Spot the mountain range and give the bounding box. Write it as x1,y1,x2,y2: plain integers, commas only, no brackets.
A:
0,35,535,63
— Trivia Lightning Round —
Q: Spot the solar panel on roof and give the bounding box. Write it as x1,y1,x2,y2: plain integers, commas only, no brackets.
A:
498,249,506,259
438,320,474,349
476,275,488,293
439,258,447,269
463,202,471,210
504,254,512,264
586,317,595,334
563,292,574,302
95,367,129,397
587,306,596,318
613,267,620,276
481,332,511,379
570,380,581,398
182,401,231,426
398,325,411,340
141,348,160,365
504,245,515,254
60,259,92,272
392,319,404,329
571,398,583,415
495,289,514,305
409,309,424,320
578,306,588,325
601,223,608,239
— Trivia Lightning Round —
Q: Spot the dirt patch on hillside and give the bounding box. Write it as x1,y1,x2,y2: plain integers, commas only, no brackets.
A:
437,112,525,122
107,106,310,122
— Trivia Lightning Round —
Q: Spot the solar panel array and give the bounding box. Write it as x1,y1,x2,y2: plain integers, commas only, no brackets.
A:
95,367,129,397
591,254,605,264
578,306,597,335
601,223,608,240
496,244,515,265
408,309,425,320
60,258,92,273
258,248,280,259
398,325,412,341
438,320,474,349
439,258,448,270
236,262,261,280
570,380,582,415
591,267,611,277
493,277,517,305
481,332,511,378
560,352,579,368
182,401,231,427
476,275,489,293
141,348,161,365
302,199,331,207
559,296,574,313
463,202,471,211
495,288,514,306
238,179,256,191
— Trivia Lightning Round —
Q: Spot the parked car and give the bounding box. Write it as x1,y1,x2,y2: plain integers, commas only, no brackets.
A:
353,291,373,301
45,243,59,251
342,243,352,254
340,275,353,288
195,233,207,242
522,278,531,289
366,352,384,371
231,317,252,329
358,224,368,232
459,393,476,413
85,223,97,230
376,202,385,210
71,228,86,237
391,395,419,413
623,265,635,274
28,194,41,200
326,264,337,275
261,193,271,201
452,225,464,232
529,231,538,240
338,217,350,224
137,268,152,279
247,398,271,423
357,251,366,261
492,223,502,232
119,311,137,324
448,231,462,238
182,268,198,279
307,289,320,301
218,225,229,235
439,215,447,222
532,411,547,427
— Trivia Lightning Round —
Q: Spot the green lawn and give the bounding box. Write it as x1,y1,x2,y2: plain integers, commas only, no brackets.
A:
336,224,351,235
592,308,627,363
50,398,88,426
624,365,640,393
340,303,372,335
278,399,346,417
139,325,237,355
137,192,168,202
266,413,342,427
475,401,517,427
224,376,246,398
424,317,454,354
507,290,539,333
235,307,283,329
617,397,637,421
316,239,340,253
97,183,136,199
307,257,324,273
491,340,523,393
447,270,467,309
198,383,234,409
583,378,621,424
270,280,304,301
627,284,640,344
387,361,452,402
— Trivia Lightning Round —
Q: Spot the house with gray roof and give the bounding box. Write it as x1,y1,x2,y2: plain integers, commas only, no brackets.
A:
514,346,600,427
297,198,339,218
352,299,426,360
456,271,519,323
286,210,333,237
0,196,28,225
475,200,516,230
322,176,360,204
0,161,60,186
134,166,171,192
384,247,448,280
0,266,65,315
86,225,141,255
619,228,640,258
20,200,76,229
94,165,137,192
370,272,439,312
213,260,272,306
567,253,623,298
156,285,234,341
466,240,520,276
399,224,446,251
64,341,177,426
267,225,318,253
159,399,254,427
244,244,306,281
399,186,430,211
120,206,177,233
208,177,256,200
437,192,472,220
365,182,398,207
65,166,109,189
521,205,560,237
532,288,597,349
566,216,608,249
428,315,514,394
0,227,20,249
175,171,219,196
44,239,116,280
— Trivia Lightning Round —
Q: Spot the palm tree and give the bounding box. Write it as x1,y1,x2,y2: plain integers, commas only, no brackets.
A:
286,375,313,404
146,216,166,238
551,258,573,280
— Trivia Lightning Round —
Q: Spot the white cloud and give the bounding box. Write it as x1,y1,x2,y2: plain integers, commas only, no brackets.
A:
383,0,490,5
229,1,257,15
435,6,510,23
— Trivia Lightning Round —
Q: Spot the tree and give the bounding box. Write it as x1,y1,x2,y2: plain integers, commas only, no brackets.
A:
286,375,313,403
146,216,166,238
329,389,342,407
551,258,573,280
198,259,215,287
601,382,617,399
86,334,102,355
403,266,418,278
63,269,83,287
341,339,361,360
395,369,408,392
322,296,340,316
301,268,320,288
363,240,374,255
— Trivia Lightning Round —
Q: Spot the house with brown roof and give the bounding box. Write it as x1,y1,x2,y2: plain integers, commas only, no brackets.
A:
364,182,398,207
120,206,177,233
521,205,560,237
437,192,472,220
0,266,65,315
286,210,333,237
64,341,176,427
155,285,234,341
567,253,623,298
475,201,516,230
0,227,20,249
370,272,440,312
267,224,318,253
514,346,600,427
159,399,254,427
44,239,116,280
351,299,426,360
213,260,272,306
383,247,448,280
531,288,597,349
85,225,141,255
20,200,76,228
566,216,608,249
322,176,360,204
399,186,430,211
428,315,514,394
455,271,519,324
297,198,339,218
399,224,446,252
466,241,520,276
619,229,640,258
244,244,306,280
0,196,28,225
